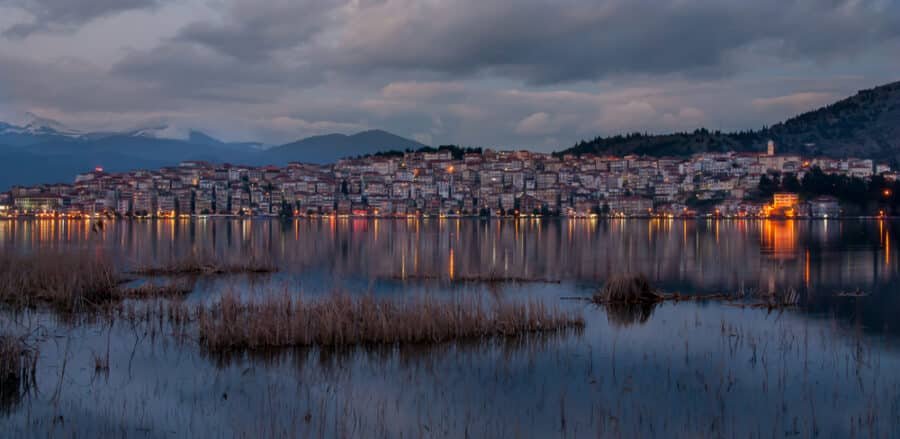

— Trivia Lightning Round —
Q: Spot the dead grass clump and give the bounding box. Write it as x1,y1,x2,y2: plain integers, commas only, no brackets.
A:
0,252,120,311
133,254,277,276
197,293,584,352
117,279,195,299
742,288,801,310
593,274,662,304
0,334,37,411
391,274,561,284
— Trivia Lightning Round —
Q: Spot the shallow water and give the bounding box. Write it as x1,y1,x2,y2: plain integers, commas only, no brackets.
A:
2,218,900,437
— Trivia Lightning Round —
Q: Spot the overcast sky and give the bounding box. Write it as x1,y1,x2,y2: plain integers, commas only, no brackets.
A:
0,0,898,150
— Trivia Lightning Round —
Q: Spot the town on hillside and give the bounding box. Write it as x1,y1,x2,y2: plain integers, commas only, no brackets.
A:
0,142,896,219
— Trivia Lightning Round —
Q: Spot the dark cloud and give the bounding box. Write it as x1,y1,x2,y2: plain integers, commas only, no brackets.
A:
330,0,900,83
176,0,339,61
112,42,324,102
1,0,899,147
2,0,163,37
0,54,163,112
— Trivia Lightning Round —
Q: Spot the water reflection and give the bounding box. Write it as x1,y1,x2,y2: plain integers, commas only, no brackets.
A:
3,218,898,292
4,218,900,437
602,302,658,328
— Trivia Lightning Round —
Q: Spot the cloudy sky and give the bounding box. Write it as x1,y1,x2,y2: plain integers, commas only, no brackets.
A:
0,0,898,150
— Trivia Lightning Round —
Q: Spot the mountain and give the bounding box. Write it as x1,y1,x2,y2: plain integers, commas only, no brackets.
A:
561,80,900,162
0,114,83,146
0,119,425,189
266,130,428,164
0,118,263,190
765,81,900,160
0,145,172,189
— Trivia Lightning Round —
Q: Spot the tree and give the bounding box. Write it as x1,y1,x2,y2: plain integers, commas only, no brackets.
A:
781,173,801,192
758,173,780,198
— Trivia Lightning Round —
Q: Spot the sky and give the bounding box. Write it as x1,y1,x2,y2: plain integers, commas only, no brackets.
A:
0,0,898,151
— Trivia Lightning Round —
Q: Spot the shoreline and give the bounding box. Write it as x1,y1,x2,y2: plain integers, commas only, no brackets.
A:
0,214,895,221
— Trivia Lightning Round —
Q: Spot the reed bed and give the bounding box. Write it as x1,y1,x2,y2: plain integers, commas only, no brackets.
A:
0,334,36,411
592,274,802,310
390,274,561,284
0,252,205,312
116,279,196,299
593,274,662,304
0,252,120,311
198,293,584,352
132,254,277,276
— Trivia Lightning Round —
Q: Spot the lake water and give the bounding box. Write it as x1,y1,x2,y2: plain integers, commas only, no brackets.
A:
2,218,900,437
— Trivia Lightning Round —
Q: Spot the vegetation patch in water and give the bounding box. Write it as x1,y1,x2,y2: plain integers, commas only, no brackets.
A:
591,273,802,310
117,279,196,299
593,274,662,304
132,254,277,276
0,252,120,311
0,334,36,412
198,292,584,352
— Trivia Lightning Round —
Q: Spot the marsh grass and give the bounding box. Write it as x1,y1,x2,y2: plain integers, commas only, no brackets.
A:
592,274,803,311
0,252,120,312
132,254,277,276
593,274,662,304
390,274,561,284
734,288,802,310
0,334,36,412
117,279,196,299
198,292,584,352
0,252,207,314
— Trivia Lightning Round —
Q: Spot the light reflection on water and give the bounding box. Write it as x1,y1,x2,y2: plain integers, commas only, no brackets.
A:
3,218,900,298
2,218,900,437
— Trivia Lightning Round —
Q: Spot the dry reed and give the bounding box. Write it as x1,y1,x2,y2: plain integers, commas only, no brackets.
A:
0,334,36,411
198,292,584,352
391,274,561,284
116,279,196,299
0,252,203,311
0,252,120,311
593,274,662,304
132,254,277,276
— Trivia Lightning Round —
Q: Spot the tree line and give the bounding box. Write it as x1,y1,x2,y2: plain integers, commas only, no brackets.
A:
759,167,900,214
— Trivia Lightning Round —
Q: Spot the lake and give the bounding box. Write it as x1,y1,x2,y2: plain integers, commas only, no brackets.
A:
2,218,899,437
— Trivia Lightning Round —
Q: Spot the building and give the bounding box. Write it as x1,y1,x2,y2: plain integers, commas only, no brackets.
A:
132,191,156,216
607,196,653,216
157,193,177,217
1,145,895,219
809,196,841,218
773,193,799,209
116,198,131,216
14,194,63,213
768,192,800,218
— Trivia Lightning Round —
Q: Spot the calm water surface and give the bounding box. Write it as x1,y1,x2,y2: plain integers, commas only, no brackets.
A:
2,218,900,437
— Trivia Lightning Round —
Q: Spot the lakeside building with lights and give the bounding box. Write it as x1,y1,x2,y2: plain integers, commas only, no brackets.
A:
0,147,894,219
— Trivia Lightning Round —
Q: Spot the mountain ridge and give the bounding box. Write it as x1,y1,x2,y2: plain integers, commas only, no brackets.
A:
560,80,900,162
0,122,428,189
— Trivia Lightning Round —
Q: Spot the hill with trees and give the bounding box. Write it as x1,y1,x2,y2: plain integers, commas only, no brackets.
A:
561,80,900,162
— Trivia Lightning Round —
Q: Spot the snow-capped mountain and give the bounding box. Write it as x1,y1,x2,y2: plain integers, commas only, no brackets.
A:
128,124,192,141
0,113,82,137
0,115,232,146
20,113,83,137
0,116,82,147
